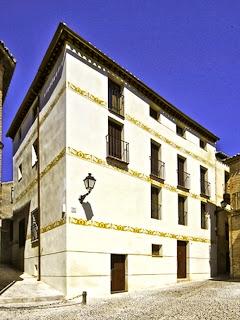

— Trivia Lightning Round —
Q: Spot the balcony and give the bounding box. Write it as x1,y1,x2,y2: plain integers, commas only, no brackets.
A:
106,134,129,164
151,203,162,220
177,170,190,190
200,180,211,197
150,158,165,181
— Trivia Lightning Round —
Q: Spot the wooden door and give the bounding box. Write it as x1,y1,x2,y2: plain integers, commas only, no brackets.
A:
177,241,187,278
111,254,126,293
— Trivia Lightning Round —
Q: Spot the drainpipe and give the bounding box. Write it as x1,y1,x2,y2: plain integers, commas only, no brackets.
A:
37,96,41,281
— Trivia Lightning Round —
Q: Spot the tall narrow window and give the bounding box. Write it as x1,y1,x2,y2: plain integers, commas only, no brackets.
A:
150,141,165,180
151,186,161,219
32,139,38,167
178,195,187,225
201,202,208,229
108,79,124,117
177,156,190,190
106,120,129,163
18,164,23,182
31,209,39,243
200,166,210,197
232,192,240,211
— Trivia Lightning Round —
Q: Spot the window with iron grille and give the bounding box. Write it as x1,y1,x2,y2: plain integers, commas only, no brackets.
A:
201,202,208,229
31,209,39,243
151,186,161,219
106,119,129,163
150,141,165,180
178,195,187,225
19,218,26,248
177,156,190,190
200,166,210,197
108,79,124,117
152,244,163,257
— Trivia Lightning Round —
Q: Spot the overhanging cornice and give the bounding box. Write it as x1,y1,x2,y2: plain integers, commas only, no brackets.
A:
7,22,219,143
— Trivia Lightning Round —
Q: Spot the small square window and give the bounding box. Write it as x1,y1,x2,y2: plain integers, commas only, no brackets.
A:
200,139,207,149
18,164,23,182
152,244,163,257
150,106,160,121
32,139,38,167
176,125,185,137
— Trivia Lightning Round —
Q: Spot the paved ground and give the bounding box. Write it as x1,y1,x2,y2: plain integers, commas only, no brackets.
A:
1,280,240,319
0,265,64,303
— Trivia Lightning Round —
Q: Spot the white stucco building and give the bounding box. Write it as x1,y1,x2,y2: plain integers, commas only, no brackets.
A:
6,23,229,298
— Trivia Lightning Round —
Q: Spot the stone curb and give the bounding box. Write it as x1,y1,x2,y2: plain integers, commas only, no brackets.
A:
0,294,64,304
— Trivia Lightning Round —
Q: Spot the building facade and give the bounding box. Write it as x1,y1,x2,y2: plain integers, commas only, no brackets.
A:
7,23,228,298
0,41,15,263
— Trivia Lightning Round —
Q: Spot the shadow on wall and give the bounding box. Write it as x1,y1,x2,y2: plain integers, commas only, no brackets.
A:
11,201,31,272
0,265,23,295
209,203,218,278
82,202,94,221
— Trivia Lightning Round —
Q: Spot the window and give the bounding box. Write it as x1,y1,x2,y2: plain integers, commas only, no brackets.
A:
150,141,165,180
200,166,210,197
19,218,26,248
31,209,39,243
201,202,208,229
150,106,160,121
200,139,207,149
178,195,187,225
108,79,124,117
177,156,190,189
106,119,129,163
18,164,23,181
151,186,161,219
152,244,163,257
32,139,38,167
176,125,185,137
232,192,240,211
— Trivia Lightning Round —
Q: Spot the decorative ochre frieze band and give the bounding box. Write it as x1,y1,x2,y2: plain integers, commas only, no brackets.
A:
27,215,210,244
67,146,212,204
15,148,66,202
68,217,210,243
67,81,215,168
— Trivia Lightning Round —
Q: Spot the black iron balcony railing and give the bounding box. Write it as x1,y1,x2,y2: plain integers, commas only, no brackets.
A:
151,204,162,220
200,180,211,197
150,158,165,180
177,170,190,189
109,94,124,117
178,210,188,226
106,134,129,163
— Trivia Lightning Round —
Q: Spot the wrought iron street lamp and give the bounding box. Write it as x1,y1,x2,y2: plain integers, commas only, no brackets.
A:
79,173,96,204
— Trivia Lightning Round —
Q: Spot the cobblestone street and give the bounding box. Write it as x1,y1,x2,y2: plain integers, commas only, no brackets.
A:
1,280,240,319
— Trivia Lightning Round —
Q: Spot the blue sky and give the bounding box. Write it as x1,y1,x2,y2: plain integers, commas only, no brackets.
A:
1,0,240,181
